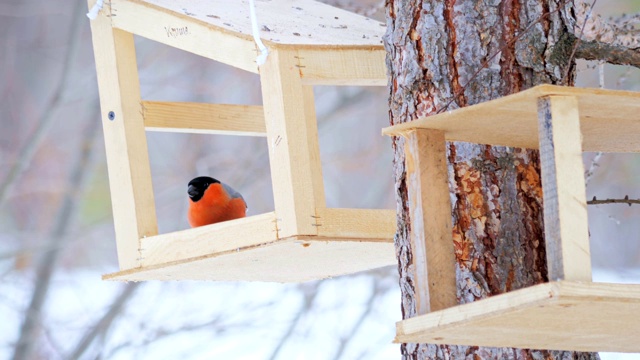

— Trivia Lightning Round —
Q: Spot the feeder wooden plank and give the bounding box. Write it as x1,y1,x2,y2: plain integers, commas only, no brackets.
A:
104,236,395,282
297,48,387,86
315,208,396,240
395,281,640,353
142,101,266,136
136,0,385,48
404,130,457,314
139,212,278,268
89,12,158,269
261,49,324,237
103,208,396,281
382,85,640,153
537,96,591,281
304,86,327,209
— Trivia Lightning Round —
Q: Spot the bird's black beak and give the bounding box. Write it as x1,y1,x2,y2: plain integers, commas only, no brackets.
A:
188,185,199,199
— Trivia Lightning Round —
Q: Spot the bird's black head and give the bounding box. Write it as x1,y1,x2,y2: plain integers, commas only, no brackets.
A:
188,176,220,202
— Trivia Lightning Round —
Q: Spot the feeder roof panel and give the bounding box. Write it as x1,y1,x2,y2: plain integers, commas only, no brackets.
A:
135,0,386,48
383,85,640,153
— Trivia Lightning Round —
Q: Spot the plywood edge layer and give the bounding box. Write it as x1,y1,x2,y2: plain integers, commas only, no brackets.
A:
535,84,640,99
382,85,640,137
555,280,640,300
381,88,539,137
381,85,640,152
395,282,560,342
103,236,284,281
395,281,640,346
102,236,396,282
142,101,267,136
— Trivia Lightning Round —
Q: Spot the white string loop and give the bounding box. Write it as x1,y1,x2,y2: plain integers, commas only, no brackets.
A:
86,0,104,19
249,0,269,66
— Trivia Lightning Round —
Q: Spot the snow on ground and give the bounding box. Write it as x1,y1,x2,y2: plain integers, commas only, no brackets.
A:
1,265,638,359
594,268,640,360
1,266,400,359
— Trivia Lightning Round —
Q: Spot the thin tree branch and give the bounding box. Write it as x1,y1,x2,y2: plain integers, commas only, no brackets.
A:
566,1,640,67
332,281,380,360
66,283,141,360
11,107,101,360
103,309,251,359
563,0,598,84
588,196,640,206
267,283,319,360
0,0,86,205
438,1,638,114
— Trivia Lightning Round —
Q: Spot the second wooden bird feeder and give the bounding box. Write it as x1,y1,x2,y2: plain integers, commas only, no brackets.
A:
383,85,640,353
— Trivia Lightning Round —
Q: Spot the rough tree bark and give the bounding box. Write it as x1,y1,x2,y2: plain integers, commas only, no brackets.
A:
383,0,637,358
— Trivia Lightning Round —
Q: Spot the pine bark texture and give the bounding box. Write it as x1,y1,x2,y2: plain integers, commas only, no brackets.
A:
384,0,599,359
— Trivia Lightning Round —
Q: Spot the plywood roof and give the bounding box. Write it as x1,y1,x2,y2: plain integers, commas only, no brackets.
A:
133,0,385,48
383,85,640,152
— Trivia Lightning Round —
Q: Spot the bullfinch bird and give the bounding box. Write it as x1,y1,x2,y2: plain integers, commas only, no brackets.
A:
187,176,247,228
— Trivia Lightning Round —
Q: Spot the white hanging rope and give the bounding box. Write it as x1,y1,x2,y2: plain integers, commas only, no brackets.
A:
249,0,269,66
86,0,104,19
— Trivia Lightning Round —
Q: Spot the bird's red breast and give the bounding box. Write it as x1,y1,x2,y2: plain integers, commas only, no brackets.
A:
188,183,247,228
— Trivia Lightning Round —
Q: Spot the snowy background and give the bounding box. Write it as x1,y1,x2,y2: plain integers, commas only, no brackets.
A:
1,0,639,359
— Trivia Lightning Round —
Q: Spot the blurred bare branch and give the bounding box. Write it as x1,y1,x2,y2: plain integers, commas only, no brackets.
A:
0,2,67,17
67,282,141,360
268,283,319,360
103,310,240,359
0,0,86,205
568,1,640,67
564,0,599,84
11,106,100,360
333,280,379,360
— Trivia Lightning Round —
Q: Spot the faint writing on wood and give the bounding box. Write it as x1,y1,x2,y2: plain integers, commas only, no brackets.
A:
165,26,190,38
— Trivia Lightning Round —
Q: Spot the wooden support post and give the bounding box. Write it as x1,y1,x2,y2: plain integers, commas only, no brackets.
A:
302,85,327,210
537,96,591,282
260,49,325,237
404,129,457,314
89,5,157,269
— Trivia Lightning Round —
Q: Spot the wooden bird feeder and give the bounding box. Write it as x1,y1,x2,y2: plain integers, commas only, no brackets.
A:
88,0,396,282
383,85,640,352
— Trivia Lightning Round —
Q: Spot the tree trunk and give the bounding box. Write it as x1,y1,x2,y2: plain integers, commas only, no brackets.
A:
384,0,599,358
